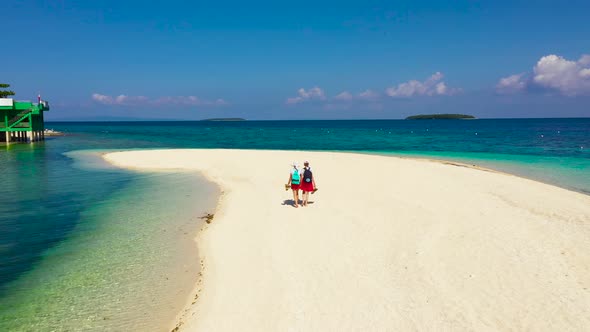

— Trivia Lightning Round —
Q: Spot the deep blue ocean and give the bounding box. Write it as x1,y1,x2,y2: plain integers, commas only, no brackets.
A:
1,118,589,331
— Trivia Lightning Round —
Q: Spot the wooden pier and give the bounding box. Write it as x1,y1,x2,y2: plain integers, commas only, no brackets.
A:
0,98,50,144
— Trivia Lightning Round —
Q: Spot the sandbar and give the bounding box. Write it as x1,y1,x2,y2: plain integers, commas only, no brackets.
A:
103,149,590,331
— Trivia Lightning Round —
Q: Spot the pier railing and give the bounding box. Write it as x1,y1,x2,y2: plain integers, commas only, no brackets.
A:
7,109,32,128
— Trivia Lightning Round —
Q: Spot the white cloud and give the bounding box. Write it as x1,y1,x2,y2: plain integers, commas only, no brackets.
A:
437,82,455,95
91,94,151,105
496,73,527,94
286,87,326,104
92,93,227,106
289,88,381,105
385,72,460,98
579,55,590,66
92,93,113,104
115,95,149,105
532,54,590,96
358,89,379,100
497,54,590,96
333,91,353,101
287,74,459,107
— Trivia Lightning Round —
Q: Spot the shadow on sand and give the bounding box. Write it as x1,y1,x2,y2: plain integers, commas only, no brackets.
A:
282,199,315,207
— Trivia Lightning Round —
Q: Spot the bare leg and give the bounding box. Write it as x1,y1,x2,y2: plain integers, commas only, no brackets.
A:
292,189,299,207
303,192,309,206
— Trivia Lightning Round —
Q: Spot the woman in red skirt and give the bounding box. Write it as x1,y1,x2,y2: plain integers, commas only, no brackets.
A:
300,161,317,206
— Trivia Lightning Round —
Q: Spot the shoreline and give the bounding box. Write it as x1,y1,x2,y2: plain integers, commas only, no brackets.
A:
355,150,590,197
89,149,224,332
103,149,590,331
169,186,225,332
99,150,227,332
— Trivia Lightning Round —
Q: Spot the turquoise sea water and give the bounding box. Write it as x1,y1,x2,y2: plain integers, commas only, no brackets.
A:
1,118,589,331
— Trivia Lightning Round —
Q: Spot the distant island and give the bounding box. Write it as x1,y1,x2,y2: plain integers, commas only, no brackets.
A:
405,114,476,120
200,118,246,121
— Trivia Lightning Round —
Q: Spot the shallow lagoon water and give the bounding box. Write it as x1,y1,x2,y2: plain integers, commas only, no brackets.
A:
0,150,219,331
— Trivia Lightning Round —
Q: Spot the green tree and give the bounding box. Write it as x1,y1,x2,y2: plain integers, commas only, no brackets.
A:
0,83,15,98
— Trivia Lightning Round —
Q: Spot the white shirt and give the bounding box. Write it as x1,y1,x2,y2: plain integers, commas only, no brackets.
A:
291,167,312,175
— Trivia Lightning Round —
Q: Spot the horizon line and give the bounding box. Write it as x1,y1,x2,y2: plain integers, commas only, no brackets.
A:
45,116,590,122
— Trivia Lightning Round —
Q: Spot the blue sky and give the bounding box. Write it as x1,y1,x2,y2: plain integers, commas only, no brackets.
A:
4,0,590,120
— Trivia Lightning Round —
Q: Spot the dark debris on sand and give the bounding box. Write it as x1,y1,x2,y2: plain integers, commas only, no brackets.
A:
200,213,214,224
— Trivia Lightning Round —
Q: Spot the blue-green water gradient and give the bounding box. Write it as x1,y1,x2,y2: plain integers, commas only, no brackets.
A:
49,118,590,193
1,118,588,330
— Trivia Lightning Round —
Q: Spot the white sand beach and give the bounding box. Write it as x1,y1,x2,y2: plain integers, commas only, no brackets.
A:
103,149,590,331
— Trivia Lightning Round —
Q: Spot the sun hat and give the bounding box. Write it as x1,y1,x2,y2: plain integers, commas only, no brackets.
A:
292,161,299,167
